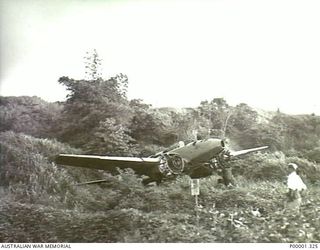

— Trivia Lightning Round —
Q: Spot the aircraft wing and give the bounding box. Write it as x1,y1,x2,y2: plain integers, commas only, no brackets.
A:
55,154,161,176
229,146,268,158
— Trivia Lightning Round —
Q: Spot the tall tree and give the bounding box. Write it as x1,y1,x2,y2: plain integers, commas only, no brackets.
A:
57,50,133,151
197,98,232,138
84,117,136,155
57,75,133,150
84,49,102,81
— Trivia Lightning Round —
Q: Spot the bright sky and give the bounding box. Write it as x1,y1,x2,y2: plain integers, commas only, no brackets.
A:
1,0,319,114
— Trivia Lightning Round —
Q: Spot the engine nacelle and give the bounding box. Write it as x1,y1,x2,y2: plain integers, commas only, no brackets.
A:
158,153,185,176
216,149,231,168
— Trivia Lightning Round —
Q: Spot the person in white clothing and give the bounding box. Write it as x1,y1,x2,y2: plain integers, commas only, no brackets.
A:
286,163,307,202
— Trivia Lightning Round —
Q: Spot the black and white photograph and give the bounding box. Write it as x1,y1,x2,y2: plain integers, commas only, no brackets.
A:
0,0,320,246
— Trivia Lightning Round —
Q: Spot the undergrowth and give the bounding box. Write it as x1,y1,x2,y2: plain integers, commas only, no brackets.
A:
0,131,319,242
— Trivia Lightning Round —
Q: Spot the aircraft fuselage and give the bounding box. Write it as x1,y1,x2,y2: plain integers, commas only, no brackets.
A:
170,138,225,164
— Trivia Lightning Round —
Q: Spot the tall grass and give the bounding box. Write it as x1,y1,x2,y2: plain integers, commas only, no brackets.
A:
0,131,320,242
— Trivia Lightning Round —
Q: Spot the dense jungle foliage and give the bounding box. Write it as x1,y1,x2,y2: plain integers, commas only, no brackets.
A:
1,52,320,243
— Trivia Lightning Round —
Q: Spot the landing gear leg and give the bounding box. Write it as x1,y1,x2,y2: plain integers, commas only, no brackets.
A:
222,167,236,187
216,151,236,187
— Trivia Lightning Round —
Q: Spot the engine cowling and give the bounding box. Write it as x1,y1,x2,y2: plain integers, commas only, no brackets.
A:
158,153,185,176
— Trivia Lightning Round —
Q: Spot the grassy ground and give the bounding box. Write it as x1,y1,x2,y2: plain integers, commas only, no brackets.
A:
0,175,319,243
0,132,319,243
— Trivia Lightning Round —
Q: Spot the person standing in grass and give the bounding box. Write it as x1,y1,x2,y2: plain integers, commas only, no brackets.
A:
286,163,307,211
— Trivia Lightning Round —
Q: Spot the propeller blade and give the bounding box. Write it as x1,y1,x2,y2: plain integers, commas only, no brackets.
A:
229,146,268,157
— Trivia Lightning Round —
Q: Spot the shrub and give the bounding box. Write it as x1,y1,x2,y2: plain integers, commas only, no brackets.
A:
0,131,82,207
